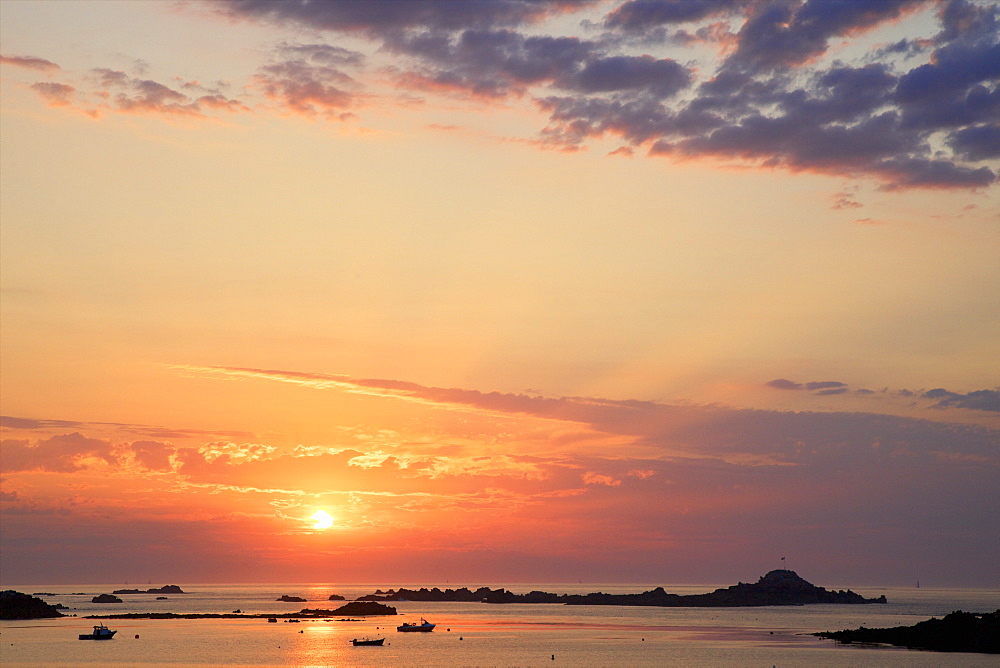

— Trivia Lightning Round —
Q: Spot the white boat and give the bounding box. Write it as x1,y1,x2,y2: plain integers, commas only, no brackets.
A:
79,624,117,640
396,618,435,632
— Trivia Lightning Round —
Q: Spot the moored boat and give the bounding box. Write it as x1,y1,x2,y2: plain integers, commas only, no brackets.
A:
397,617,435,632
351,637,385,646
79,624,117,640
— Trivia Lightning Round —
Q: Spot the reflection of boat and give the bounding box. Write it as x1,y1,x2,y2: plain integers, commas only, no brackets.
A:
79,624,117,640
351,637,385,646
397,618,435,632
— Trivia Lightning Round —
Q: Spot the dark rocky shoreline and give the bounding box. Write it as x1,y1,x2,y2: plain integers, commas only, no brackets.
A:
815,610,1000,654
0,591,65,620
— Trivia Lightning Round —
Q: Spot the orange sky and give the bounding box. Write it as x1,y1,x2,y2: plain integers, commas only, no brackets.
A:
1,0,998,587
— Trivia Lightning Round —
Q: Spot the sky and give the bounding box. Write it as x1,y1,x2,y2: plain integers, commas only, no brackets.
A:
0,0,997,589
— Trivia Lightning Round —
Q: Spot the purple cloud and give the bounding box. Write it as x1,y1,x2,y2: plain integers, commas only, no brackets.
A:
217,0,587,35
924,388,1000,412
29,82,75,106
255,43,364,119
724,0,929,74
171,1,1000,188
0,54,60,73
805,381,847,391
605,0,745,31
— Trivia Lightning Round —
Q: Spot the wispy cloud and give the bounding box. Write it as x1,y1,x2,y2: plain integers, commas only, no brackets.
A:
1,53,60,73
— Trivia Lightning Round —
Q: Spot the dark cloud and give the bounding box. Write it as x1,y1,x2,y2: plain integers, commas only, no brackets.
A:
768,379,853,395
605,0,745,31
571,55,689,98
725,0,929,74
948,124,1000,161
218,0,589,35
805,381,846,390
75,0,993,189
923,388,1000,412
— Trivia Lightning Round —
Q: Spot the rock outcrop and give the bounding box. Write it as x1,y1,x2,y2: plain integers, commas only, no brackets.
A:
312,601,396,617
0,591,66,619
276,594,307,602
113,585,185,595
358,571,886,607
92,593,123,603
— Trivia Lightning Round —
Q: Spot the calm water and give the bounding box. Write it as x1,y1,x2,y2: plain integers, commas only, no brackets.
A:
2,583,997,666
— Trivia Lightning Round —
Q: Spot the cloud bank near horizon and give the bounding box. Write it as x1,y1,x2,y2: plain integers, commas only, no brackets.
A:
3,367,996,584
3,0,997,191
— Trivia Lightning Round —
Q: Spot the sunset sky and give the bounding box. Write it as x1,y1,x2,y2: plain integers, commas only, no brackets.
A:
1,0,997,588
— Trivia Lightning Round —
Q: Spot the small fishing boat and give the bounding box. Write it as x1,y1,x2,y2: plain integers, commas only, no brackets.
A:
351,637,385,646
396,618,435,632
79,624,117,640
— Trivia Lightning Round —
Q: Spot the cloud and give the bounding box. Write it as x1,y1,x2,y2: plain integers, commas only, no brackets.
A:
0,433,118,473
805,381,846,391
605,0,745,32
723,0,929,74
0,54,60,73
92,69,251,117
924,388,1000,412
29,81,75,107
763,379,1000,414
254,43,365,119
4,371,999,585
130,440,174,472
14,0,995,191
216,0,587,36
1,416,87,430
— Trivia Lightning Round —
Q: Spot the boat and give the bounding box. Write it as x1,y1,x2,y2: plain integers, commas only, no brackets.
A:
396,618,435,632
79,624,117,640
351,637,386,646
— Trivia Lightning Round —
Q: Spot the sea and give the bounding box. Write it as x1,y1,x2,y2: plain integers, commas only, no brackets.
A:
1,582,997,667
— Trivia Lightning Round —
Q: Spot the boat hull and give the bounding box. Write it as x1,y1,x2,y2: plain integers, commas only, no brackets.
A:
352,638,385,646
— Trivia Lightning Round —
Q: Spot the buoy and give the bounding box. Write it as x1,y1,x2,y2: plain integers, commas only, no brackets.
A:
135,634,139,639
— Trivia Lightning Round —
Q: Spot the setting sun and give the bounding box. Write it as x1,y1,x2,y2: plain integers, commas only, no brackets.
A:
310,510,333,530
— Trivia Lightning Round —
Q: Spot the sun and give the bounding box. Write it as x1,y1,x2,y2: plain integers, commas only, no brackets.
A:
311,509,334,530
